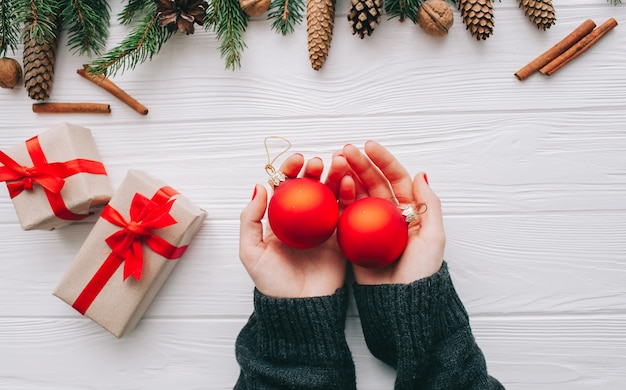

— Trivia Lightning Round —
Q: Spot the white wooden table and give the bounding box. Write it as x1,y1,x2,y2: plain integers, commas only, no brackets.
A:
1,1,625,388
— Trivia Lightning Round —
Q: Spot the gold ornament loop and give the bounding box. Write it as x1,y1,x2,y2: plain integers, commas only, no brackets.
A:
264,136,291,187
401,203,428,225
266,164,287,187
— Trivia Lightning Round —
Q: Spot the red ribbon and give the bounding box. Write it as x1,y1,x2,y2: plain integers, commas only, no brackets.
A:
0,135,108,221
72,186,188,315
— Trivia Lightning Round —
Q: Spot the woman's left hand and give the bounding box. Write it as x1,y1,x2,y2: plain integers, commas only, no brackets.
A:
239,153,351,298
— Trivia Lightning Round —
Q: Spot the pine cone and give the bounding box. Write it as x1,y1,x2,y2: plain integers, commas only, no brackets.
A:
23,20,59,100
307,0,335,70
458,0,494,40
156,0,208,35
518,0,555,30
348,0,383,39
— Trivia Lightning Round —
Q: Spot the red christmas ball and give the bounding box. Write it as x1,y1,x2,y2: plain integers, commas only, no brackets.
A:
337,197,408,268
268,177,339,249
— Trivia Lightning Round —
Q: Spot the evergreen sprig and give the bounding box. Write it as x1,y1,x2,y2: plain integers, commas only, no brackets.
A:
384,0,423,23
608,0,621,4
119,0,153,25
17,0,61,43
87,3,174,76
1,0,21,56
61,0,110,55
206,0,248,70
268,0,305,35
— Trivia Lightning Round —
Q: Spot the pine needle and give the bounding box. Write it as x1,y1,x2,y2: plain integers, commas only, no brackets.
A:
119,0,153,25
268,0,305,35
0,0,21,56
61,0,111,56
384,0,423,23
87,4,174,76
206,0,248,70
17,0,60,43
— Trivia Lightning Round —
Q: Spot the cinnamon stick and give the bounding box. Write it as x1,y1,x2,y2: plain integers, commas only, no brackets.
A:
540,18,619,76
515,19,596,81
77,66,149,115
32,102,111,114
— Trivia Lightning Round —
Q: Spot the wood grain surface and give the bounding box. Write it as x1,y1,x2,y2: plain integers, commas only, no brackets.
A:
1,1,625,388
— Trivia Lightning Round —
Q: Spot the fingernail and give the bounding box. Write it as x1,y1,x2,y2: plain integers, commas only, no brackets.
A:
423,173,429,185
251,185,258,200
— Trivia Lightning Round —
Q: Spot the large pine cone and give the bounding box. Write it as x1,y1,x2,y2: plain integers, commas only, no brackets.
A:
458,0,494,40
307,0,335,70
518,0,555,30
348,0,383,39
23,19,59,100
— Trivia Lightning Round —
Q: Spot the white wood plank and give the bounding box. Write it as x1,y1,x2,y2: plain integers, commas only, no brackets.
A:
2,109,625,222
1,5,623,127
1,315,625,389
1,211,624,317
1,0,625,388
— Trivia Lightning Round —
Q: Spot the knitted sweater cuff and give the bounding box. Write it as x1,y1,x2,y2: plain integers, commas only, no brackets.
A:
353,262,469,365
253,287,351,363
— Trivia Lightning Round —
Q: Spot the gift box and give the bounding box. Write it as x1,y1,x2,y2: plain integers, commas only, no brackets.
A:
0,122,113,230
54,170,208,337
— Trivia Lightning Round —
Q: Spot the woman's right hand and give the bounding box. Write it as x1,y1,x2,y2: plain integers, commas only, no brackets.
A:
341,141,446,285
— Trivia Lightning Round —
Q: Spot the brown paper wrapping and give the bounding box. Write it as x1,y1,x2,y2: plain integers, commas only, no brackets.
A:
2,122,113,230
53,170,208,337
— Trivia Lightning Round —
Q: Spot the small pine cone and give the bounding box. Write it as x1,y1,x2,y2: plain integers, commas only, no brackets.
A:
518,0,555,30
307,0,336,70
348,0,383,39
23,19,59,100
458,0,494,40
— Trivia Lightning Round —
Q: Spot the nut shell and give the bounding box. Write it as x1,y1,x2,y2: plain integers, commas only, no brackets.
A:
0,57,23,89
240,0,271,16
417,0,454,37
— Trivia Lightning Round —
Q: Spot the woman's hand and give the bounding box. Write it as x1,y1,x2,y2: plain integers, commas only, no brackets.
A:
239,153,350,298
342,141,446,285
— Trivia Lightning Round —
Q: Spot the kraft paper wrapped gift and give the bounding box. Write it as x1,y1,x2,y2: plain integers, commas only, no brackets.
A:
0,122,113,230
54,170,208,337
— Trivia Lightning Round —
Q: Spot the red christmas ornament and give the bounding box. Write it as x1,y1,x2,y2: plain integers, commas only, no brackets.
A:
337,197,408,268
268,177,339,249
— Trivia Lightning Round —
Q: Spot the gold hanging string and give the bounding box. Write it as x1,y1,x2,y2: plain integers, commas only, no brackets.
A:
264,136,291,186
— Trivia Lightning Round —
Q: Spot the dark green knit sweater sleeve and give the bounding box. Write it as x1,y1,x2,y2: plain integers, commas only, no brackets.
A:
235,287,356,389
353,262,505,390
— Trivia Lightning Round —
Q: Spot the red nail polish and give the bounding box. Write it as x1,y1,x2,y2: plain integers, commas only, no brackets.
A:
423,173,429,185
251,186,258,200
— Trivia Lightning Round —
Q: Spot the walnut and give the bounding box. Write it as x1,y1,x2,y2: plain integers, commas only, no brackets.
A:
239,0,271,17
417,0,454,38
0,57,23,89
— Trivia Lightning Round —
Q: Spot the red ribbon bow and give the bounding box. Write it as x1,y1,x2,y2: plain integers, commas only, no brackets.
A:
72,186,188,315
0,135,108,220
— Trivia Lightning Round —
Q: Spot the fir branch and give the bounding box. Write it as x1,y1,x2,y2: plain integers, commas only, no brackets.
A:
17,0,61,43
119,0,153,25
384,0,423,23
87,4,173,76
268,0,305,35
206,0,248,70
608,0,621,4
61,0,111,56
1,0,21,55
